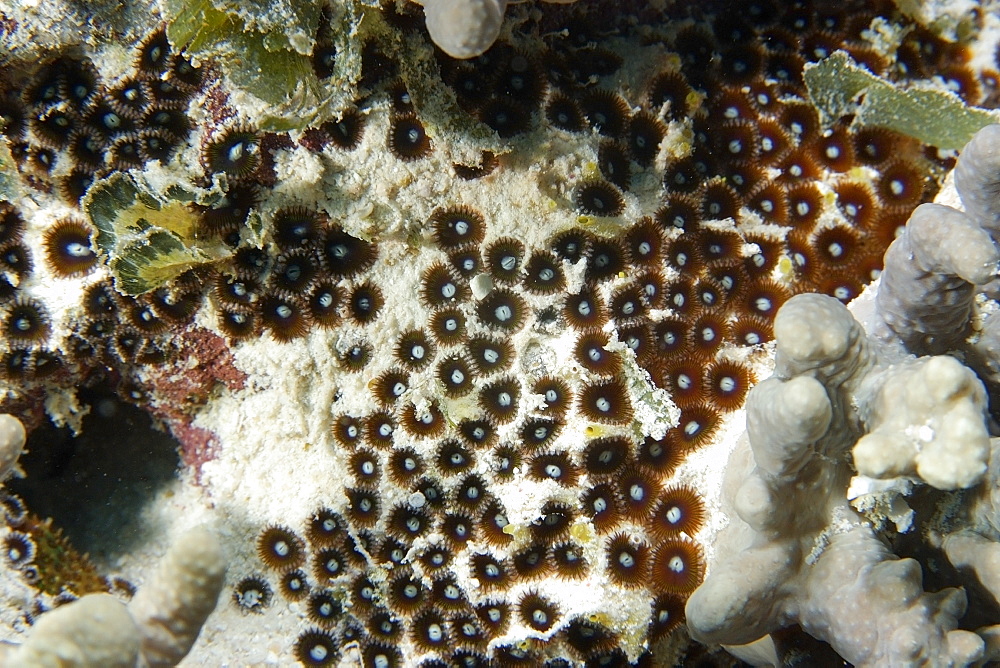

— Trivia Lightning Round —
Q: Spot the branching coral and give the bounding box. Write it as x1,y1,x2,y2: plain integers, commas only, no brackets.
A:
689,123,1000,666
128,526,228,667
0,415,225,666
1,524,225,667
686,294,986,665
0,593,143,667
874,202,998,355
0,414,227,668
854,355,990,490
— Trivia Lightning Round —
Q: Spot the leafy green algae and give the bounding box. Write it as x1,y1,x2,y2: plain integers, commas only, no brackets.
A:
85,173,231,295
0,142,19,202
804,51,1000,151
160,0,329,130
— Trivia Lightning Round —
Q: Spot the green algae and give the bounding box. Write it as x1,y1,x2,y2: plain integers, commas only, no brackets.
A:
160,0,330,130
804,51,1000,151
160,0,502,145
0,142,19,202
85,173,233,295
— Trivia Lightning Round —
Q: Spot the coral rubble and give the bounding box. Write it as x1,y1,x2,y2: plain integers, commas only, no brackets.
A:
0,0,999,665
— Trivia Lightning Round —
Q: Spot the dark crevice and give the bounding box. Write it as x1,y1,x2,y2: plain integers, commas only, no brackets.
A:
6,385,180,567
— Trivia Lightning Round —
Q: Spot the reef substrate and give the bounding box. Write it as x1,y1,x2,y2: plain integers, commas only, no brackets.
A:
0,0,999,665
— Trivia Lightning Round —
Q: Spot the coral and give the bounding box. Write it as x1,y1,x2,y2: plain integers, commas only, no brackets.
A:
688,123,1000,666
127,525,227,666
415,0,581,59
686,294,986,665
853,355,990,490
418,0,506,60
1,0,999,665
874,202,998,355
954,123,1000,238
0,414,25,482
0,412,223,665
0,526,225,667
0,593,142,667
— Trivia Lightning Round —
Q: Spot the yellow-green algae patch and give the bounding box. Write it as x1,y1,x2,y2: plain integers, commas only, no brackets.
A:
21,514,109,597
162,0,338,129
0,142,20,202
805,51,1000,150
85,173,232,295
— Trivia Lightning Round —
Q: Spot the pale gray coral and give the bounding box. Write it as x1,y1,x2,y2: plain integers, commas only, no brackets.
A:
1,526,225,668
953,123,1000,238
419,0,506,59
690,127,1000,664
0,593,142,667
932,437,1000,616
800,524,982,666
874,125,1000,358
854,356,990,490
874,202,999,355
941,530,1000,609
0,415,25,483
967,310,1000,392
127,526,227,667
687,294,988,666
413,0,579,58
687,369,840,647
